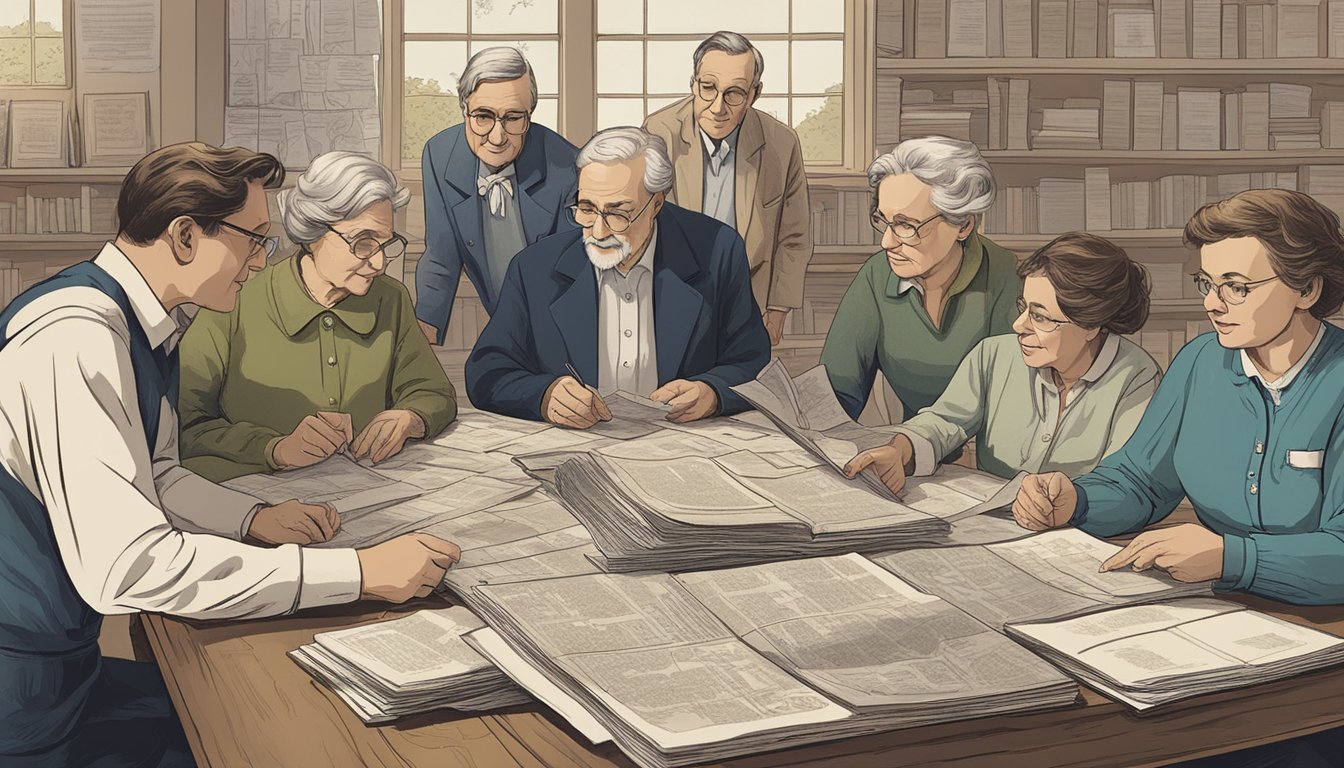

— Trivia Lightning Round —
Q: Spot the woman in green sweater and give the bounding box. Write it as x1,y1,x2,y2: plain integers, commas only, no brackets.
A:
178,151,457,482
844,232,1161,494
821,136,1024,422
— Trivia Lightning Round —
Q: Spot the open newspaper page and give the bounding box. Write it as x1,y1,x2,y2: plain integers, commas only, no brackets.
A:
222,454,424,515
314,474,535,549
1005,598,1344,710
874,528,1211,630
474,572,850,767
590,454,801,528
313,607,495,687
675,554,1076,724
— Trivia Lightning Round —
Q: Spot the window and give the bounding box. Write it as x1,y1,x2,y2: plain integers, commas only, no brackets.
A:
595,0,846,164
0,0,66,86
401,0,561,166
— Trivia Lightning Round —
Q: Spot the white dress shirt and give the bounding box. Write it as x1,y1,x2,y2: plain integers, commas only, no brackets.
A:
596,227,659,397
701,128,738,229
0,243,361,619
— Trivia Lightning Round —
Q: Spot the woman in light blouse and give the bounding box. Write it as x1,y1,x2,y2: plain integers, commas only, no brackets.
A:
845,232,1160,494
179,151,457,481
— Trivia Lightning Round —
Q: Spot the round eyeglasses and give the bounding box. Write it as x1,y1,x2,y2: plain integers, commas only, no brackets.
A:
693,79,754,107
326,224,408,263
216,219,280,259
1016,297,1073,333
566,195,656,234
1192,273,1280,305
467,109,530,137
871,211,946,243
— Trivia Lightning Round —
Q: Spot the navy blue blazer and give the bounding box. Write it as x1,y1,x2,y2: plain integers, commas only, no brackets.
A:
465,202,771,421
414,122,579,344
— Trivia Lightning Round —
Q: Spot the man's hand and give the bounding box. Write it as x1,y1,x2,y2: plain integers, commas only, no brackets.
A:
247,499,340,545
356,533,463,602
1100,524,1224,583
418,319,439,345
542,376,612,429
844,435,916,495
763,309,789,346
650,380,719,423
1012,472,1077,531
271,412,354,469
352,410,426,464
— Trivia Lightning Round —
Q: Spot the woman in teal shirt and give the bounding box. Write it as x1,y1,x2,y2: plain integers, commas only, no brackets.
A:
845,233,1160,493
1013,188,1344,768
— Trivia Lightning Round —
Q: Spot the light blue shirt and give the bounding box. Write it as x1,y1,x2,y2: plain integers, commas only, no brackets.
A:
701,128,738,229
1070,322,1344,605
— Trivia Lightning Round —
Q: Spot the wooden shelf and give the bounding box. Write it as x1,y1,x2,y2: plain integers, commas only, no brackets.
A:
0,168,129,183
1150,298,1205,314
876,58,1344,75
980,150,1344,162
806,171,869,189
0,235,113,251
775,334,827,351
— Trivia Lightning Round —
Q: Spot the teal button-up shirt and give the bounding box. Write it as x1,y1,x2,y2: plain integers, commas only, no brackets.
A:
1070,322,1344,605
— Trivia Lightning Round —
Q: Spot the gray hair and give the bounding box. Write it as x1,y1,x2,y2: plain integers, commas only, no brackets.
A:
693,31,764,85
576,127,674,196
277,151,410,245
867,136,997,227
457,46,539,113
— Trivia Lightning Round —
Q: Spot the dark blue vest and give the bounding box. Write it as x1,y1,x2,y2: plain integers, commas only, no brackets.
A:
0,260,179,755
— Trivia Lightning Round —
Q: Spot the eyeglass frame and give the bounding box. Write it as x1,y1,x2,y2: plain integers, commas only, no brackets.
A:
215,219,280,260
324,223,408,263
465,107,532,137
566,194,658,234
870,210,947,243
691,78,759,108
1191,272,1281,305
1015,296,1074,333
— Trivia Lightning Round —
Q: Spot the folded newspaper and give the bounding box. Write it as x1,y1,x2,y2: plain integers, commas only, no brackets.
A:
288,606,531,723
468,554,1079,768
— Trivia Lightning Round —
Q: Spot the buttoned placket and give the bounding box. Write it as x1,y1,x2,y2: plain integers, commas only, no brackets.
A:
616,269,642,389
320,313,340,407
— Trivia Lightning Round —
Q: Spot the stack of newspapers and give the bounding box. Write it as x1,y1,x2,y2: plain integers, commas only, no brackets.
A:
1006,598,1344,711
467,554,1080,768
289,606,531,723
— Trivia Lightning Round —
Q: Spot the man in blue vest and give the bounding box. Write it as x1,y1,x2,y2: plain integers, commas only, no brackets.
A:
0,143,462,766
414,46,580,346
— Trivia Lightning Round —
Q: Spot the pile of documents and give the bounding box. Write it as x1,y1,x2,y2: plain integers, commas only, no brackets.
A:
466,555,1079,768
289,606,531,723
1006,599,1344,711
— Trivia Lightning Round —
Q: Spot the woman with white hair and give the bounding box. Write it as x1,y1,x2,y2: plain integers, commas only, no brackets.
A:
178,151,457,481
821,136,1023,425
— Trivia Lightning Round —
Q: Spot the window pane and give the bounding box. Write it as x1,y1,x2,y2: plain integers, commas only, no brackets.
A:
403,94,463,164
646,40,698,94
597,98,647,131
647,0,788,33
35,37,63,84
0,5,27,38
754,96,788,125
34,0,63,33
792,41,843,93
792,0,844,33
647,96,681,116
752,40,788,92
472,0,558,34
793,95,843,163
597,0,642,34
405,0,468,32
597,40,643,93
0,38,31,85
533,97,558,131
405,40,467,97
469,40,558,94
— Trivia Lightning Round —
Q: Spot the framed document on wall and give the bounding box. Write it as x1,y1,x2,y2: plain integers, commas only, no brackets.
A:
7,101,69,168
82,92,152,167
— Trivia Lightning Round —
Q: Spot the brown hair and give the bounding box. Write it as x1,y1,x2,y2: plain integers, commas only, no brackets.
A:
1183,188,1344,320
1016,232,1151,334
117,142,285,245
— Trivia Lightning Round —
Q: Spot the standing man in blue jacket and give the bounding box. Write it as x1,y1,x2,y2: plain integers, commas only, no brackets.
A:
466,127,770,427
415,46,579,346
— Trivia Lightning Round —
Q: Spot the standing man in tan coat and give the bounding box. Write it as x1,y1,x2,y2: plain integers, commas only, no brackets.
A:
643,31,813,346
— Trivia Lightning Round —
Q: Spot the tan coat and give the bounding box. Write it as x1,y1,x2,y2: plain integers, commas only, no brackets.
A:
643,97,813,311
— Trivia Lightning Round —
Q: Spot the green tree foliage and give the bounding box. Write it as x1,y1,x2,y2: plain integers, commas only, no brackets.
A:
794,83,843,164
0,21,64,85
403,77,463,165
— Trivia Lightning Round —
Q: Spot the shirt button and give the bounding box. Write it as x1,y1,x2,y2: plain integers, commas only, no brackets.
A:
327,355,337,366
1250,484,1258,495
328,397,337,405
322,316,333,329
624,329,633,337
624,293,633,301
623,361,631,368
1248,471,1255,478
1041,433,1053,443
1255,440,1263,454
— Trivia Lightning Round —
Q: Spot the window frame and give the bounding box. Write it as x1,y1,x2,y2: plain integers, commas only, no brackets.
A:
0,0,73,89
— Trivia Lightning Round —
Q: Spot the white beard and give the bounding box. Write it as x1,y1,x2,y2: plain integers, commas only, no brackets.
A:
584,234,630,271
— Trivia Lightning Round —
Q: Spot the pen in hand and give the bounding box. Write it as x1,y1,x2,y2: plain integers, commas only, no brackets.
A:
564,362,587,388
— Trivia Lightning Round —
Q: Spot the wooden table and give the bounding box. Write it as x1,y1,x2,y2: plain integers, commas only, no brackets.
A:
145,590,1344,768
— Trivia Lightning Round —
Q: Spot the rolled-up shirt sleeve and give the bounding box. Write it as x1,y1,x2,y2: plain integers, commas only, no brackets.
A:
7,309,361,619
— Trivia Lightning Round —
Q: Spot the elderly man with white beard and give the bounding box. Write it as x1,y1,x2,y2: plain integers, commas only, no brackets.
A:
465,126,770,428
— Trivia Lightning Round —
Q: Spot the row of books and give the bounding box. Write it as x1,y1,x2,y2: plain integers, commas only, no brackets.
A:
0,260,67,312
893,0,1344,59
879,77,1343,152
1129,322,1211,371
0,184,119,235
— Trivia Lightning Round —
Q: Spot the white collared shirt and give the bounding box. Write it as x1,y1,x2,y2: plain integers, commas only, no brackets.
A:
700,128,738,229
596,227,659,397
1240,322,1326,407
895,276,925,296
1031,332,1122,419
0,242,360,619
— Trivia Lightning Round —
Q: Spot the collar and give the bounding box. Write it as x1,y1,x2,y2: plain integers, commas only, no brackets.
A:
272,253,380,337
1239,322,1326,392
478,160,517,179
93,242,181,350
1032,333,1121,419
896,276,924,296
594,223,658,283
700,127,739,166
884,232,986,301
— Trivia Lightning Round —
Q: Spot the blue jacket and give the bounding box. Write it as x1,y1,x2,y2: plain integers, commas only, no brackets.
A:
1071,324,1344,605
414,122,579,344
466,202,771,420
